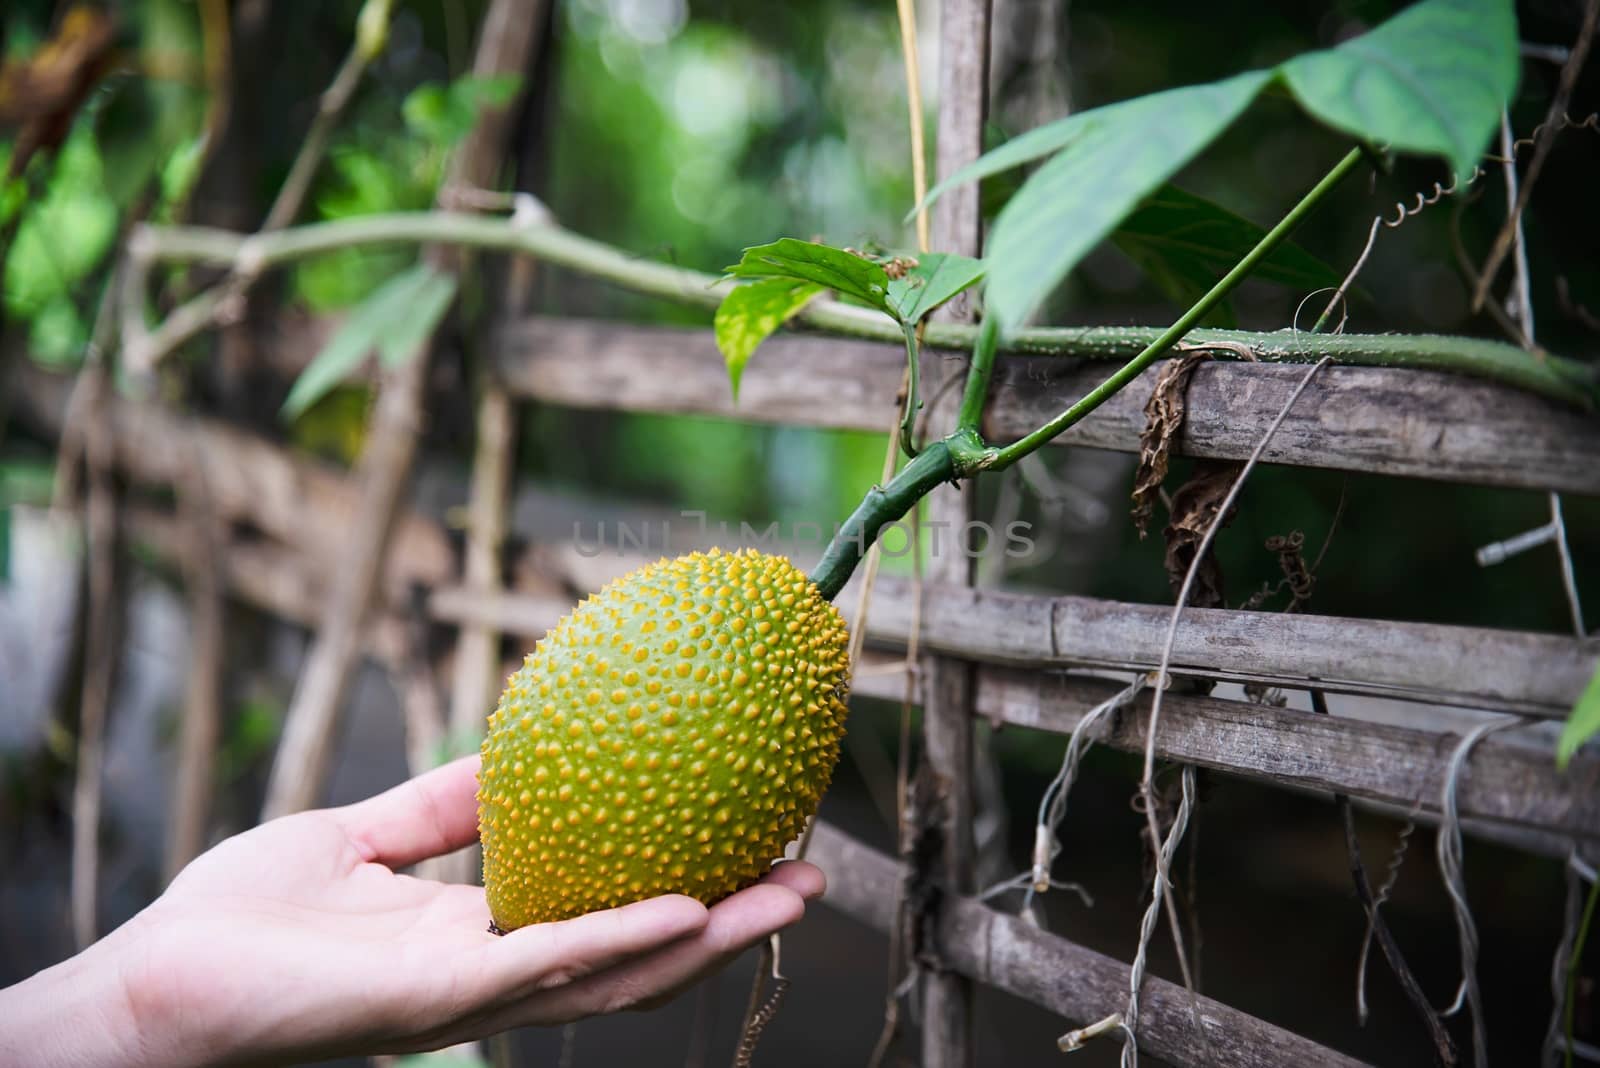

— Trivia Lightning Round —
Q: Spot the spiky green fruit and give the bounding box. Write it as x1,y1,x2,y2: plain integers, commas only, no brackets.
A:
477,548,850,930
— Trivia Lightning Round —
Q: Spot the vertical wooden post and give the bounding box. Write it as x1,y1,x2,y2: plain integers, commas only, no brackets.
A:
920,1,990,1065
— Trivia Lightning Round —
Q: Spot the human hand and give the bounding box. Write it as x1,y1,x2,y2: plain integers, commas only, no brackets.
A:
0,756,824,1067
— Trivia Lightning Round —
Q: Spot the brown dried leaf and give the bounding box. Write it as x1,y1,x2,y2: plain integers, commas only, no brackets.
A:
1162,460,1241,609
0,6,119,177
1131,350,1209,538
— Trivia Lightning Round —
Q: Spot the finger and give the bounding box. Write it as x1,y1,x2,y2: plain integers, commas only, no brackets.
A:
331,755,483,868
764,860,826,902
476,894,709,1003
512,880,808,1024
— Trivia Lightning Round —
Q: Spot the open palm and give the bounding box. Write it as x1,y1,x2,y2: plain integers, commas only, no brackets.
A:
111,756,823,1066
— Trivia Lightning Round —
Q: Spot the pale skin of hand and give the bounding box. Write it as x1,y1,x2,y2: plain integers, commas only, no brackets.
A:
0,755,825,1067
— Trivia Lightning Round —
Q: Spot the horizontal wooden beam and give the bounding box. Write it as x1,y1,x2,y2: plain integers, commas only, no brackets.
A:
112,500,1596,847
805,820,1374,1068
493,317,1600,496
847,661,1599,843
117,497,1600,857
12,362,459,600
22,356,1589,725
842,576,1595,720
21,362,1588,837
426,578,1598,838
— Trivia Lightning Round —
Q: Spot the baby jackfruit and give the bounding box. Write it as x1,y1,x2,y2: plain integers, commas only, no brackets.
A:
478,548,850,930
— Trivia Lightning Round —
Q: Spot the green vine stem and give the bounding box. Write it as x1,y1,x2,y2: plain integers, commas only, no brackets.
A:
897,322,921,458
987,146,1364,469
814,146,1363,596
809,429,989,600
955,315,1000,431
129,207,1598,409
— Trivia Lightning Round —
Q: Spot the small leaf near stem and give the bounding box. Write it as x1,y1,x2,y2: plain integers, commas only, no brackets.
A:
281,262,457,420
724,239,891,312
714,278,824,399
885,252,985,324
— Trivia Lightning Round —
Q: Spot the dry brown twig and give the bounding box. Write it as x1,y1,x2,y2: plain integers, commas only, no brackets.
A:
121,0,398,378
163,435,225,881
68,336,120,950
260,0,545,820
1115,356,1333,1066
1471,0,1600,312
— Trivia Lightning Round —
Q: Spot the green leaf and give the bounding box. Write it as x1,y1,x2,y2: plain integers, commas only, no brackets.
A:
95,78,202,210
1110,183,1348,325
885,252,986,324
914,117,1092,223
983,70,1271,331
403,74,524,146
713,278,824,399
375,267,457,367
282,264,457,420
217,698,283,784
724,239,892,314
1558,659,1600,771
457,73,523,109
1279,0,1518,180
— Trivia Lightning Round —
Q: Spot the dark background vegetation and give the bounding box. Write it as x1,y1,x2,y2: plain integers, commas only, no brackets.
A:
1,0,1597,1065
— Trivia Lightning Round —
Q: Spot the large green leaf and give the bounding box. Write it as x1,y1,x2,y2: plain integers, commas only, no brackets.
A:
885,252,986,324
1111,183,1348,325
724,239,891,314
713,278,824,399
922,0,1517,332
282,263,457,420
1558,659,1600,771
1279,0,1518,180
983,71,1270,331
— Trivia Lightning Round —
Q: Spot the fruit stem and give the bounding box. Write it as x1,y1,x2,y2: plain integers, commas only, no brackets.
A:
810,441,957,600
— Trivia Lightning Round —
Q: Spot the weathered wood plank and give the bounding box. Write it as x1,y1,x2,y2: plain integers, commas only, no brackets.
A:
921,3,990,1060
806,820,1375,1068
424,580,1596,838
847,662,1599,842
13,361,457,598
843,577,1597,720
492,316,1600,496
115,505,1599,851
